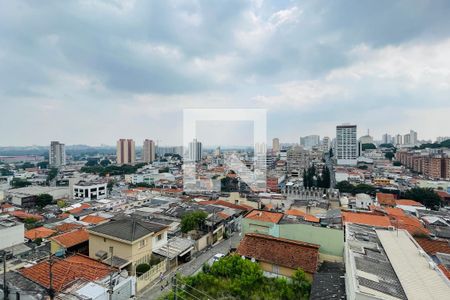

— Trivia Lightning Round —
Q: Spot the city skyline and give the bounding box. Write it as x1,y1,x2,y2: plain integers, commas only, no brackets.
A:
1,1,450,145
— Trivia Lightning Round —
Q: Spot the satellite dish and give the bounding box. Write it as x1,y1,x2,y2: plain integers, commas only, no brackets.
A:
251,257,255,263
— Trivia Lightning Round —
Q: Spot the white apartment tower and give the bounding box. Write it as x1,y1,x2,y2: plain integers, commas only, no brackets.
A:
49,141,66,167
272,138,280,154
336,124,358,165
300,135,320,150
321,136,331,152
143,139,156,163
116,139,135,165
188,139,202,162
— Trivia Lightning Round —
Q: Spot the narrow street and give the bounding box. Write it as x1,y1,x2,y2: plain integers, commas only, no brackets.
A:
138,232,243,300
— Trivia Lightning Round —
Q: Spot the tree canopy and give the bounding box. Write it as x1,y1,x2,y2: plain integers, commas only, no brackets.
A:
361,143,376,151
11,178,32,188
384,152,395,160
181,211,208,233
402,187,441,210
163,255,311,300
336,180,376,195
36,193,54,208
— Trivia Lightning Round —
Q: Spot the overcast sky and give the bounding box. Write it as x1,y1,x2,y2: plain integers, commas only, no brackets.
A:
1,0,450,147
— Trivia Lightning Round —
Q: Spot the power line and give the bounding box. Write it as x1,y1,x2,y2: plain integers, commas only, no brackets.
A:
177,278,216,300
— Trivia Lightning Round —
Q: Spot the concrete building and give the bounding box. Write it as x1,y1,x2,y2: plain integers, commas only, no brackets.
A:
321,136,331,152
73,180,108,201
382,133,392,144
272,138,280,154
394,134,403,145
49,141,66,167
403,130,418,146
0,218,25,251
300,135,320,150
336,124,358,165
345,223,450,300
7,186,69,208
286,145,310,177
88,218,168,275
143,139,156,163
116,139,135,165
188,138,202,162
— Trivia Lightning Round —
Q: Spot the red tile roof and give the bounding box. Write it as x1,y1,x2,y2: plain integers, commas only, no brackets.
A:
50,229,89,248
198,200,252,211
68,203,91,214
245,210,284,223
237,233,319,274
81,215,108,224
9,210,44,221
342,211,392,227
395,199,424,207
376,193,396,206
415,238,450,255
25,227,56,240
390,215,429,236
20,254,112,291
438,264,450,280
285,209,320,223
53,223,83,233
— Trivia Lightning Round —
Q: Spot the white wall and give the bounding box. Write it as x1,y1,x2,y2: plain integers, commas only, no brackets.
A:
0,223,24,250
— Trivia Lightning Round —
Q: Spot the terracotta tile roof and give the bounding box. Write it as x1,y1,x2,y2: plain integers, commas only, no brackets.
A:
376,193,396,206
384,207,406,217
436,191,450,198
9,210,43,221
20,254,112,291
81,215,108,224
438,264,450,280
396,199,424,207
237,233,319,274
198,200,252,211
415,238,450,255
342,211,391,227
245,210,284,223
285,209,320,223
68,203,91,214
217,212,230,220
391,215,429,236
25,227,56,240
50,228,89,248
58,213,70,219
53,223,83,233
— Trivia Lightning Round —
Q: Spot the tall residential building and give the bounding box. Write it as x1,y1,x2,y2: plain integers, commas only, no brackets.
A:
143,139,156,163
336,124,358,165
394,134,403,145
188,139,202,162
300,135,320,150
382,134,392,144
49,141,66,167
321,136,331,152
116,139,135,165
436,136,450,143
272,138,280,153
404,130,418,146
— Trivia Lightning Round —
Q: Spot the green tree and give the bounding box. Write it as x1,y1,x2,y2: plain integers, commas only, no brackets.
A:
336,181,354,193
136,263,151,276
47,167,58,182
402,187,441,210
181,211,208,233
385,152,395,160
0,168,13,176
99,159,111,167
36,193,54,208
11,178,32,188
361,143,376,151
37,161,49,169
393,161,402,166
20,162,35,169
319,165,331,188
85,159,99,166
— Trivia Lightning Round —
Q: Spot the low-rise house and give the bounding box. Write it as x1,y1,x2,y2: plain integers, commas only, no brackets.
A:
237,233,319,280
88,217,168,275
50,228,89,255
81,214,109,225
25,226,56,242
375,192,396,207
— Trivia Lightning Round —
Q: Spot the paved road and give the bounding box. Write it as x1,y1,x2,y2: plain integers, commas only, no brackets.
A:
138,233,242,300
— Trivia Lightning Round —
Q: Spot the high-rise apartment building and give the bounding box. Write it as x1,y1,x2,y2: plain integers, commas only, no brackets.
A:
272,138,280,153
49,141,66,167
300,135,320,150
404,130,418,146
116,139,135,165
382,134,392,144
321,136,331,152
188,139,202,162
336,124,358,165
394,134,403,145
143,139,156,163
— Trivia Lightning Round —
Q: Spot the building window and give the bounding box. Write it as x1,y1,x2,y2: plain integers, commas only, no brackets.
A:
139,239,147,248
272,264,280,275
157,234,163,241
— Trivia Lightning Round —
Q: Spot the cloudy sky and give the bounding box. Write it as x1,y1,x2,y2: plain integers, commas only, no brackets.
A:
1,0,450,147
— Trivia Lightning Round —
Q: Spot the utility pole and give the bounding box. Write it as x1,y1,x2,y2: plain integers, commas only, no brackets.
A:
108,247,114,300
48,253,54,300
2,251,8,300
172,276,177,300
